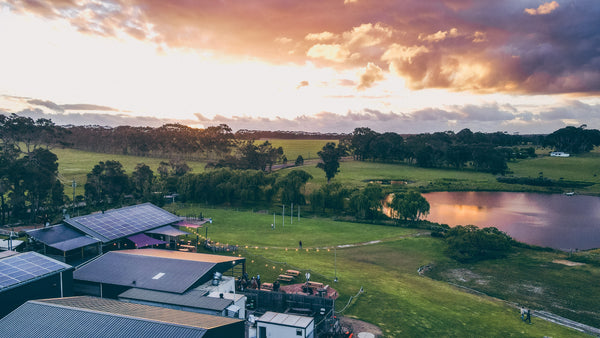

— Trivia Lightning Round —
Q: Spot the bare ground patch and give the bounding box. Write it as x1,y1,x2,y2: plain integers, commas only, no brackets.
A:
552,259,585,266
339,316,383,337
443,268,490,285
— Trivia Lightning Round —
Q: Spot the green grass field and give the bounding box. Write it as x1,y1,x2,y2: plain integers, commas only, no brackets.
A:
266,139,337,161
167,205,590,337
47,143,600,336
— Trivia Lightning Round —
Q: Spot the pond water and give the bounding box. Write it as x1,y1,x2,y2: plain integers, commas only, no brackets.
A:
423,191,600,251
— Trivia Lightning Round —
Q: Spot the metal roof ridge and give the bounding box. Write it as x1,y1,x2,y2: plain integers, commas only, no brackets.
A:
29,299,211,331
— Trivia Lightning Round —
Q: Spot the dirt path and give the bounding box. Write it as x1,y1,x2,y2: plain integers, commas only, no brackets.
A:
339,316,383,337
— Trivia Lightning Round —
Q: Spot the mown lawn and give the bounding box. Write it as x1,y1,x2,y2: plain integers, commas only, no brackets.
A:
266,139,337,161
170,205,588,337
52,147,206,195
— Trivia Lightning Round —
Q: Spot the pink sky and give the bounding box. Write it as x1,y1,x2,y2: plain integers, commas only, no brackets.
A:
1,0,599,133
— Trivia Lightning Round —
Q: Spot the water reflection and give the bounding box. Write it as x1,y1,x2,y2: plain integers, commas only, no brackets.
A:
423,191,600,250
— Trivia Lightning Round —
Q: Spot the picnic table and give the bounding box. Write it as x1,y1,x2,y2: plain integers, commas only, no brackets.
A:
286,269,300,277
278,274,294,282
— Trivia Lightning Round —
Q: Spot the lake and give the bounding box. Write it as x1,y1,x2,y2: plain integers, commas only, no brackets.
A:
423,191,600,251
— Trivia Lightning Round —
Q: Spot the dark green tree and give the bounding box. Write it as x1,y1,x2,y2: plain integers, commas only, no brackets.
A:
85,160,130,207
276,170,312,205
544,125,600,154
444,225,513,262
317,142,346,183
348,183,385,220
131,163,155,200
388,190,430,221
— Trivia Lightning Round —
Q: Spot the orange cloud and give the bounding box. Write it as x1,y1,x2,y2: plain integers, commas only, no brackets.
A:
525,1,559,15
357,62,384,90
6,0,600,95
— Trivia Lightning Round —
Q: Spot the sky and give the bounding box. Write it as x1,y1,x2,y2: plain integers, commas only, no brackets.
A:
1,0,599,134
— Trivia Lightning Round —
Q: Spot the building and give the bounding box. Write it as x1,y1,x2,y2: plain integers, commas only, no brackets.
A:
73,248,245,298
27,224,101,264
0,251,73,318
63,203,188,252
255,311,315,338
0,296,244,337
118,288,234,317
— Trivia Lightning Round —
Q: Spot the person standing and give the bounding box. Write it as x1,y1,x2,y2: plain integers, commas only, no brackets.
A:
257,274,261,290
299,240,302,249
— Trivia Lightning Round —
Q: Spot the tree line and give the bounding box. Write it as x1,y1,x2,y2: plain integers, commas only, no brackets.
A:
348,125,600,174
2,112,599,226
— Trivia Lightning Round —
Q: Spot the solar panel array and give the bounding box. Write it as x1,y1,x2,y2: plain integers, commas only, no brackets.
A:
67,203,181,242
0,252,71,290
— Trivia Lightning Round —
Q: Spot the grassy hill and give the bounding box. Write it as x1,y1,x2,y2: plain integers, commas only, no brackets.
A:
167,205,593,337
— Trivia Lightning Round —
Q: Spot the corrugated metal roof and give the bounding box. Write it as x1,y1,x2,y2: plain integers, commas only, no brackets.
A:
74,250,215,293
39,296,242,329
119,248,244,264
119,288,233,311
0,300,210,337
64,203,182,243
257,311,314,328
27,224,100,251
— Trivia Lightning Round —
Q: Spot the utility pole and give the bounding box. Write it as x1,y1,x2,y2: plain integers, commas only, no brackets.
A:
291,202,293,224
282,204,285,228
72,179,77,216
334,247,338,282
273,212,276,229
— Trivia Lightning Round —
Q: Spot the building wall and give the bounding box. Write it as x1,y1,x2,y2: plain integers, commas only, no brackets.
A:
256,322,314,338
0,270,73,318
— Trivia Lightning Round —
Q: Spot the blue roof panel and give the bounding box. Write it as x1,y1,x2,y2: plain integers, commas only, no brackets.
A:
64,203,181,243
73,251,215,293
0,252,72,290
28,225,100,251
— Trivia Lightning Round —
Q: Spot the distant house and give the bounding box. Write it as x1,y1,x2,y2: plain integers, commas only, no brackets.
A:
255,311,315,338
550,151,570,157
0,251,73,317
0,296,244,337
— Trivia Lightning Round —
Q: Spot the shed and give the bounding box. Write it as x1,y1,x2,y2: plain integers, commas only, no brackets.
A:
27,224,101,263
0,296,244,337
0,251,73,317
256,311,315,338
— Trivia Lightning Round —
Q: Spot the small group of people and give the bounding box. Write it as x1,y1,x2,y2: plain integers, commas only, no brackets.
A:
520,307,532,324
238,272,261,291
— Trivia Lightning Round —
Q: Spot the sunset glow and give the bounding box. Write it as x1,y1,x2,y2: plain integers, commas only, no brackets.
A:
1,1,599,133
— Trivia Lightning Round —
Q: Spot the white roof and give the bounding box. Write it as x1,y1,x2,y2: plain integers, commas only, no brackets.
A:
207,291,245,302
257,311,313,328
0,239,24,250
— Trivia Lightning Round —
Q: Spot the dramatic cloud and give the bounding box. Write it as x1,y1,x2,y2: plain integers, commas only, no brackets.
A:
525,1,559,16
357,63,384,91
7,0,600,94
